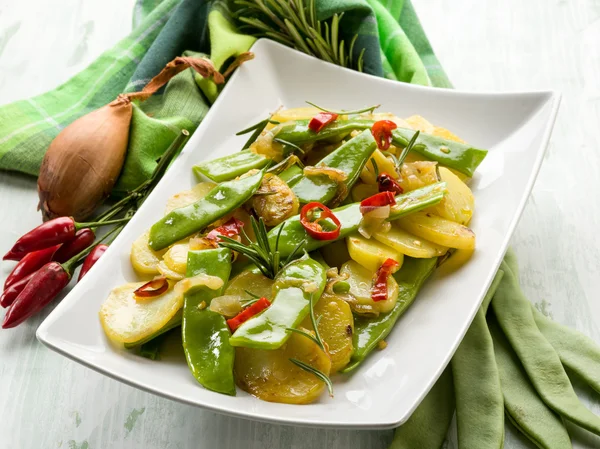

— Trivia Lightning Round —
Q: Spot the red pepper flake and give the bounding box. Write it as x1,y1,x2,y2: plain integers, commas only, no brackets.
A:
371,258,400,302
227,297,271,332
134,277,169,298
206,217,244,242
360,191,396,215
308,112,339,133
371,120,398,151
377,172,403,195
300,202,342,241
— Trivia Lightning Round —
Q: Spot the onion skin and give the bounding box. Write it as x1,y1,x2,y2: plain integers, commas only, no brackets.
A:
37,97,132,221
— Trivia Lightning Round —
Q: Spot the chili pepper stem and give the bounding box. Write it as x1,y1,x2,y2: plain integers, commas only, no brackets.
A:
75,217,130,231
61,224,123,275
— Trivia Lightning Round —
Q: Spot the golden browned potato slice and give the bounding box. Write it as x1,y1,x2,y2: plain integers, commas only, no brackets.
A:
427,167,474,225
164,182,216,214
404,115,435,134
162,242,190,274
130,230,167,275
341,260,399,315
397,161,439,192
234,330,331,404
432,126,465,143
347,235,404,272
268,107,321,129
251,173,299,227
223,269,274,301
437,248,475,275
396,212,475,250
301,293,354,373
374,224,448,258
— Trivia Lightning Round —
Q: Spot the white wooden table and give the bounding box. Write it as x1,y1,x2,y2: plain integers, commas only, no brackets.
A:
1,1,599,448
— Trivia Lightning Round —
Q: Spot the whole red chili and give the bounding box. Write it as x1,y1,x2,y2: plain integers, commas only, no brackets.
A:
300,202,342,241
371,120,398,151
308,112,339,133
3,217,76,261
2,262,71,328
78,244,108,281
206,217,244,241
371,258,400,302
3,245,58,289
377,172,403,195
359,191,396,215
1,272,36,308
134,277,169,298
53,228,95,263
227,297,271,332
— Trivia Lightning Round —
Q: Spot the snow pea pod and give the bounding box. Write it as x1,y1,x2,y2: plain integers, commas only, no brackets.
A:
278,164,303,186
492,261,600,436
193,151,269,183
268,182,446,259
183,248,235,395
229,256,326,350
292,129,377,205
489,316,572,449
341,256,437,373
149,170,264,250
275,119,373,145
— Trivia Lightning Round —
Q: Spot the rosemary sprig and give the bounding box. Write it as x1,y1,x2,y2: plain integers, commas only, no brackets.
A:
371,158,380,178
290,358,334,397
234,0,366,72
236,118,280,150
397,130,421,166
273,137,305,155
306,101,380,115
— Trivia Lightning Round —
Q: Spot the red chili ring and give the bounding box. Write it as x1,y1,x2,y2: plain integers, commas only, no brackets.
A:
300,202,342,241
134,277,169,298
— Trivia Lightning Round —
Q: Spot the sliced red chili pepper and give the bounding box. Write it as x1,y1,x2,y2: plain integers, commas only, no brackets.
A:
206,217,244,241
371,120,398,151
360,191,396,215
4,245,59,289
377,172,404,195
78,244,108,281
2,262,70,328
371,258,400,302
134,277,169,298
308,112,339,133
227,297,271,332
3,217,76,261
300,202,342,240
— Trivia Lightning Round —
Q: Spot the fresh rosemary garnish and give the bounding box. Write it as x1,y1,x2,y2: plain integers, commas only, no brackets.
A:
306,101,380,115
273,137,305,155
236,118,280,150
371,158,380,178
243,289,261,299
234,0,366,72
290,358,334,397
397,130,420,166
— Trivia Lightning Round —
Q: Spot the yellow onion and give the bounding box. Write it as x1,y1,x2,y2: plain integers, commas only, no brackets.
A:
37,96,132,221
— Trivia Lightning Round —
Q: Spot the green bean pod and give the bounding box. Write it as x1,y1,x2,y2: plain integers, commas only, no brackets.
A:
278,164,304,187
268,182,446,259
492,261,600,436
193,151,269,182
183,248,235,395
149,170,264,250
532,306,600,395
389,367,455,449
291,129,377,205
341,257,437,373
489,316,572,449
229,256,326,350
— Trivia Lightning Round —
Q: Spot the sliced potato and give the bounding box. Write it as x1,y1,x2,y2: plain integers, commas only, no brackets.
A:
396,212,475,250
404,115,435,134
251,173,299,227
341,260,399,315
432,126,465,143
374,225,448,258
398,161,439,192
351,182,378,203
427,167,474,225
224,269,274,301
360,150,398,185
437,248,475,275
268,107,321,129
130,230,167,275
301,293,354,373
234,330,331,404
157,261,185,280
362,112,411,129
320,239,352,270
347,235,404,272
163,242,190,274
99,282,182,344
164,182,216,214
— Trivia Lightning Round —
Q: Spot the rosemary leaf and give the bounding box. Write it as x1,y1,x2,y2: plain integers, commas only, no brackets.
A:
286,327,322,348
371,158,380,178
273,138,305,154
244,289,261,299
284,18,313,55
397,130,420,166
290,358,334,397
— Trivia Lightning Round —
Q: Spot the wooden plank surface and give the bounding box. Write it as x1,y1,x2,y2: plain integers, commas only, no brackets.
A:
1,0,599,447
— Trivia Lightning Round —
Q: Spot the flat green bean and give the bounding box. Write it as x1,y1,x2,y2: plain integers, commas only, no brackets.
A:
193,151,269,182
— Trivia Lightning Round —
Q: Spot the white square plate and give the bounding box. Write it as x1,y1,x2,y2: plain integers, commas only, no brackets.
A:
37,39,560,429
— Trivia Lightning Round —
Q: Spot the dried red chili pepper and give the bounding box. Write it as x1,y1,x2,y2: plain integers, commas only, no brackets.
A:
4,245,59,289
300,202,342,240
371,258,400,302
1,272,36,308
227,297,271,332
53,228,95,263
206,217,244,241
308,112,339,133
134,277,169,298
78,244,108,281
359,191,396,215
3,217,76,261
371,120,398,151
377,172,403,195
2,262,71,328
